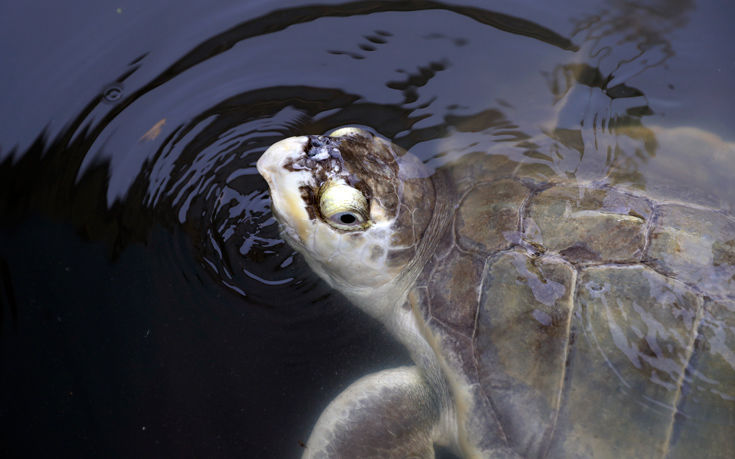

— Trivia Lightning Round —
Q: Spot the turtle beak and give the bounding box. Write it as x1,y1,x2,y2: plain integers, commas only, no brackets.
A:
257,136,313,244
256,136,308,185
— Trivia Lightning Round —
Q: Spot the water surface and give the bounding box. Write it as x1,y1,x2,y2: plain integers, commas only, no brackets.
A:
1,0,733,457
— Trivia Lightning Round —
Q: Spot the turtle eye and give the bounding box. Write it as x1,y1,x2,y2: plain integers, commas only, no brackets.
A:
318,181,370,231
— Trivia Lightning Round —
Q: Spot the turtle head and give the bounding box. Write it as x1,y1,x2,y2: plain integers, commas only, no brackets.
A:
257,128,435,302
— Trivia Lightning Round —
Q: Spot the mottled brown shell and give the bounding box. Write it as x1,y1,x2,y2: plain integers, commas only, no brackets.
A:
411,152,735,458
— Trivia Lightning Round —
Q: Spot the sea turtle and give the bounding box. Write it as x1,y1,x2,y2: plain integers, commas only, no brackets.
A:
257,127,735,458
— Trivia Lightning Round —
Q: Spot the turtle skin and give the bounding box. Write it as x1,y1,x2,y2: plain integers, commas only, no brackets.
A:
406,151,735,458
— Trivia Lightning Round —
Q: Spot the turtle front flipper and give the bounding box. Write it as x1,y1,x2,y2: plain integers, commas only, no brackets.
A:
304,366,442,459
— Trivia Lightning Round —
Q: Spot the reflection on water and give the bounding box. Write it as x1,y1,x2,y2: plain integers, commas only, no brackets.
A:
0,0,733,457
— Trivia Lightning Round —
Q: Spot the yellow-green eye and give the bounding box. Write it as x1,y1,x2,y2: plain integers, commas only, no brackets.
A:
318,181,370,230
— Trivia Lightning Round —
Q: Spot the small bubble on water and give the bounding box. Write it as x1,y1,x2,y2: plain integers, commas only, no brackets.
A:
103,84,123,102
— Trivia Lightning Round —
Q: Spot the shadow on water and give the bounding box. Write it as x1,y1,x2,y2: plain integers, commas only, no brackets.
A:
0,0,732,457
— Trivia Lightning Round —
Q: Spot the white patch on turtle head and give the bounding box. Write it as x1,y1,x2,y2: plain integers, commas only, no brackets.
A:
257,136,315,243
258,133,406,292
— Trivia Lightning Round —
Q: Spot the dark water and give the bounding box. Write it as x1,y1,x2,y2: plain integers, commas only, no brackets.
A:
0,0,733,457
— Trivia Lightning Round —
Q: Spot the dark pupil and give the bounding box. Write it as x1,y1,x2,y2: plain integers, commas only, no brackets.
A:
339,213,356,224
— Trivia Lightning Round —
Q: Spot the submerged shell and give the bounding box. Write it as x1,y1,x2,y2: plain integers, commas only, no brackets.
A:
411,152,735,457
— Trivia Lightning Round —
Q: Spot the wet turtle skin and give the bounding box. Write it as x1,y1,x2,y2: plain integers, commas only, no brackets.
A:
407,151,735,458
258,129,734,458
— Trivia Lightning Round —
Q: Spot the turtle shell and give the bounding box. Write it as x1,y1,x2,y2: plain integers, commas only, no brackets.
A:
409,151,735,457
